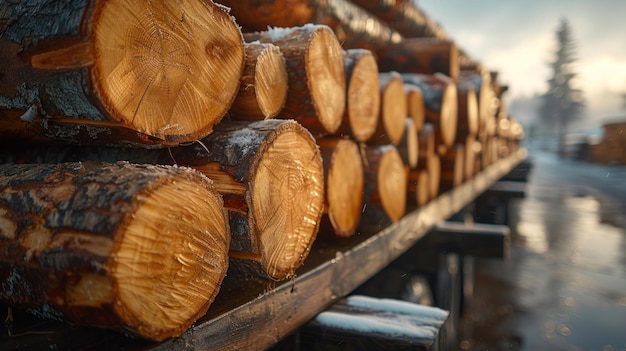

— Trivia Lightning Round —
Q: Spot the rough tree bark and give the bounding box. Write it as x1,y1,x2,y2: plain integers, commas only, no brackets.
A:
221,0,404,52
350,0,449,39
397,118,419,169
315,0,404,51
0,162,230,341
375,38,460,81
0,0,245,147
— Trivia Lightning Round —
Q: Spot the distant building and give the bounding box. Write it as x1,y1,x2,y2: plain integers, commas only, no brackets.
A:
589,120,626,165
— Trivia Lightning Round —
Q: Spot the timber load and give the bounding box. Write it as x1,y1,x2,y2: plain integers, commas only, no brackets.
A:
0,120,325,281
0,0,528,346
0,0,245,147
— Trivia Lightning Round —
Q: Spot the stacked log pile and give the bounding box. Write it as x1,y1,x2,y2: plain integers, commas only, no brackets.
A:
0,0,524,343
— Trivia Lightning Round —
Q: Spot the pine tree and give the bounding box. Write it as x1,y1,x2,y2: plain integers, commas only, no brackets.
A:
540,18,585,156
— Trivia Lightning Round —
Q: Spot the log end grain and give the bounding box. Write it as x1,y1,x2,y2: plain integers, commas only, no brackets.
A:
231,43,288,119
343,49,380,142
427,154,441,199
307,26,346,134
458,85,479,139
405,84,425,133
252,25,346,135
439,82,458,148
378,72,407,145
219,0,315,30
114,169,230,340
90,0,245,142
249,120,324,279
320,138,364,237
377,146,407,222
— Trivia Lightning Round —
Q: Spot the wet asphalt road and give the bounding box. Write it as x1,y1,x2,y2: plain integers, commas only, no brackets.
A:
459,146,626,351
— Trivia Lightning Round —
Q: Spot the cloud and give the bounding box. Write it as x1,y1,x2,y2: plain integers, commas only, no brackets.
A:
577,56,626,119
481,33,554,98
578,56,626,94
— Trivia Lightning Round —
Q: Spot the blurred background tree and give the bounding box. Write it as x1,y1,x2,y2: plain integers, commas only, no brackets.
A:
539,18,585,156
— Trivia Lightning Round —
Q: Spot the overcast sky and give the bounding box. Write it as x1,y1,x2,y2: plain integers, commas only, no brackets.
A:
417,0,626,127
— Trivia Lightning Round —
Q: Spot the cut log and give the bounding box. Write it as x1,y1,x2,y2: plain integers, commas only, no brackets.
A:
361,145,407,225
405,84,426,133
456,81,479,143
375,38,460,81
397,118,419,169
417,123,436,170
464,135,479,180
351,0,449,40
317,138,364,237
407,169,430,207
0,0,244,147
244,25,346,136
440,144,465,192
336,49,380,142
0,162,230,341
0,120,324,281
401,73,458,149
459,70,496,136
229,42,288,119
427,153,441,200
369,72,407,145
180,119,323,280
